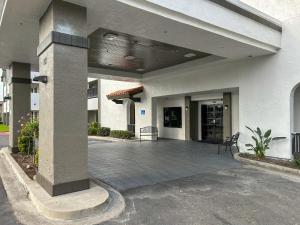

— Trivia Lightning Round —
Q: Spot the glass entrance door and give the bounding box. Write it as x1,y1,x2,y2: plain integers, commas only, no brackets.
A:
201,104,223,143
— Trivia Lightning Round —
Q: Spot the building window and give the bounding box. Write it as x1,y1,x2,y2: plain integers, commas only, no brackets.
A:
87,80,98,98
31,87,38,93
164,107,182,128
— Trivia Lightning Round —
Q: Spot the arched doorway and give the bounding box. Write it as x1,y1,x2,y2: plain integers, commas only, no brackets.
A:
128,101,135,133
291,84,300,158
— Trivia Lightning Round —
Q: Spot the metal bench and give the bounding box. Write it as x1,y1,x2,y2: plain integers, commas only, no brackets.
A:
218,132,240,158
140,126,158,142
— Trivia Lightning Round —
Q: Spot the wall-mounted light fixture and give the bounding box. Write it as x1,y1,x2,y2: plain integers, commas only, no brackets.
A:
185,106,189,111
224,105,229,111
33,76,48,84
3,96,11,101
104,33,118,41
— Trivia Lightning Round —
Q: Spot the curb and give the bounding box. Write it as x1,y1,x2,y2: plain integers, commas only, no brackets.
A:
234,153,300,176
88,135,139,142
1,148,112,221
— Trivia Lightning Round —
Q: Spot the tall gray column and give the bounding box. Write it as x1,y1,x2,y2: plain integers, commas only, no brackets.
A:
97,79,101,123
185,96,191,140
223,92,232,139
36,0,89,196
9,62,31,153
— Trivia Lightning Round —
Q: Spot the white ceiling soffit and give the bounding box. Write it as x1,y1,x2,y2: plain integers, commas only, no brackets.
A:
84,0,281,57
0,0,281,70
88,66,142,82
0,0,51,69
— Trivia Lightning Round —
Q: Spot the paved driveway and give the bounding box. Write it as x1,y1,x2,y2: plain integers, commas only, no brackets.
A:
88,139,240,191
88,139,300,225
0,136,300,225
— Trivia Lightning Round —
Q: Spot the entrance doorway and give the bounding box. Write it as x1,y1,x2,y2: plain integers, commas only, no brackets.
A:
201,104,224,143
128,101,136,133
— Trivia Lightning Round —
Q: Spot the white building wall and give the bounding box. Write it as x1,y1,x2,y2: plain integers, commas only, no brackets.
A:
88,98,98,111
100,79,140,130
241,0,300,21
156,97,186,140
146,0,281,49
136,14,300,159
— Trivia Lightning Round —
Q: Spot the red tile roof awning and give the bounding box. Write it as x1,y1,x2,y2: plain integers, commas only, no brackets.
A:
107,86,144,100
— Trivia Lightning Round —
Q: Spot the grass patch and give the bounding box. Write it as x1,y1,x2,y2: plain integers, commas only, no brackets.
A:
0,124,9,132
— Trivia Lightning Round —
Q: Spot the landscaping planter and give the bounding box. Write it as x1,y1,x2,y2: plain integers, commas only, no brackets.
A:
235,153,300,176
11,153,37,179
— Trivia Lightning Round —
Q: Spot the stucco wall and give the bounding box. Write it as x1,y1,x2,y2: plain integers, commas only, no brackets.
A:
100,79,140,130
88,97,98,110
156,97,186,140
147,0,281,49
135,15,300,159
241,0,300,21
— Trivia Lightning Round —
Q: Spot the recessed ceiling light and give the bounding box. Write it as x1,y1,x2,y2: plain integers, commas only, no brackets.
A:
104,33,118,41
136,68,145,72
184,53,197,58
124,55,136,60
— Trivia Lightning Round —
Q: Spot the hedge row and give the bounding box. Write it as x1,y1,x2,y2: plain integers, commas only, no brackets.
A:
88,122,134,139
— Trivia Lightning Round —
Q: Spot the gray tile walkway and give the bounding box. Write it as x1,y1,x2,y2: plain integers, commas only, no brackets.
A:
88,139,241,191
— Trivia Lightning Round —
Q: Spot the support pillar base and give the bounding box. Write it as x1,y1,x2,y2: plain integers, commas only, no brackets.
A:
36,173,90,196
8,146,19,154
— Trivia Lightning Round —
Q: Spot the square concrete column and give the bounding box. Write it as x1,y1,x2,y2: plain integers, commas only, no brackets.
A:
185,96,191,140
223,92,232,139
97,79,101,123
9,62,31,153
36,0,89,196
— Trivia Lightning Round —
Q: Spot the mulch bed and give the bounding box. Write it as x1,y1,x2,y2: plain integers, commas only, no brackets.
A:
11,153,37,179
239,153,300,170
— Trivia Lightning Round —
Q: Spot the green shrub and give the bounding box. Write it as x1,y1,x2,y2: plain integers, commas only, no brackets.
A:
88,127,98,135
245,126,272,159
98,127,110,136
295,159,300,167
21,120,39,138
110,130,134,139
90,122,100,129
34,150,39,168
18,120,39,155
88,122,100,135
18,136,33,154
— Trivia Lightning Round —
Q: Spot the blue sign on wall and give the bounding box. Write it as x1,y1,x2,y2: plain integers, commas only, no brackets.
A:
141,110,146,116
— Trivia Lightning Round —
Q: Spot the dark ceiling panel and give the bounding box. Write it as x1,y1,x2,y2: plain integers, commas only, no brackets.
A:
88,28,211,74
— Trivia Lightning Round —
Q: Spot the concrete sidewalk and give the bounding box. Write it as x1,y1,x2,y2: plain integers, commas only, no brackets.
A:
0,177,21,225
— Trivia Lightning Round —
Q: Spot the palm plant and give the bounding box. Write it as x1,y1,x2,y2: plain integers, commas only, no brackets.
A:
245,126,272,158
